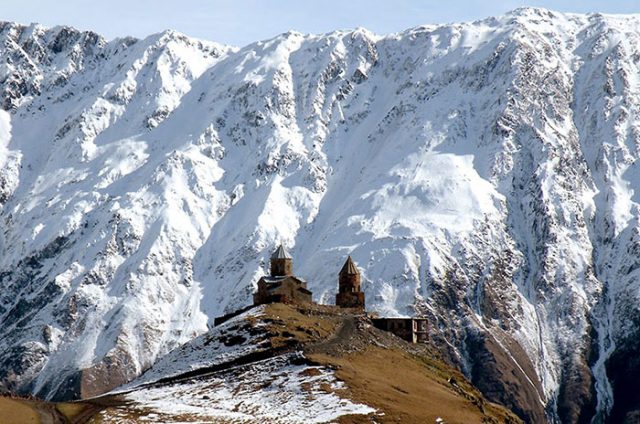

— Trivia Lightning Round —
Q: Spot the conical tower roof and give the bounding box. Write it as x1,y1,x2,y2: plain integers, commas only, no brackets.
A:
271,244,292,260
339,256,359,275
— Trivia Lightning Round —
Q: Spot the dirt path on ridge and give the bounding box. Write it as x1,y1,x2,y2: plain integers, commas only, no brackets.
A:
305,315,358,356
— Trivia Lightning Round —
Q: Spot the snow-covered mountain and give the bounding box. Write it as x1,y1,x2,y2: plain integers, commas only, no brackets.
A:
1,8,640,422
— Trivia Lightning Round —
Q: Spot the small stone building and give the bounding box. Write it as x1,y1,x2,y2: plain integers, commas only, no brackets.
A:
335,256,365,309
253,245,312,305
372,318,428,343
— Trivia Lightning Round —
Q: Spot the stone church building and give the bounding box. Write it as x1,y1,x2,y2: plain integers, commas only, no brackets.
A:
249,245,427,343
253,245,313,305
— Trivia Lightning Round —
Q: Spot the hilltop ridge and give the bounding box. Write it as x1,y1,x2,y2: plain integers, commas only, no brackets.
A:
1,303,522,423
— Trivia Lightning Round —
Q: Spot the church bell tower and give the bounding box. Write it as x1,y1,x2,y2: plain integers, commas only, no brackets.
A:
336,256,365,309
270,244,293,276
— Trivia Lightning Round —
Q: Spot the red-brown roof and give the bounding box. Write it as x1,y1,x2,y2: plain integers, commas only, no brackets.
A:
339,256,360,275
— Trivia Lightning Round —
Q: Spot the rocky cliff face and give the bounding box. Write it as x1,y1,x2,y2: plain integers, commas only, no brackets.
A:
1,8,640,422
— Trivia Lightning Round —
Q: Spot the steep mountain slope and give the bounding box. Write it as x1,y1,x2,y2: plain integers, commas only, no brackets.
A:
0,21,235,399
1,8,640,423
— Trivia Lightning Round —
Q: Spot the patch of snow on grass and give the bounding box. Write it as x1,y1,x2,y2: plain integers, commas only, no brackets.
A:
121,354,375,423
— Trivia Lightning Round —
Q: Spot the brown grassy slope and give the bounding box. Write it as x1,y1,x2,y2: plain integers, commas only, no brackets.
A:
263,303,522,424
0,395,95,424
0,397,41,423
313,348,518,424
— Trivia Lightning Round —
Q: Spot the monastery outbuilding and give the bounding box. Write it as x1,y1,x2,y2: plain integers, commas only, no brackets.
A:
372,318,429,344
